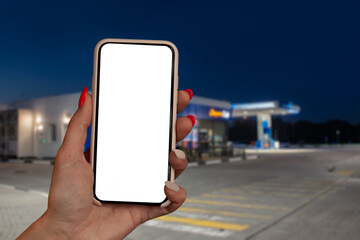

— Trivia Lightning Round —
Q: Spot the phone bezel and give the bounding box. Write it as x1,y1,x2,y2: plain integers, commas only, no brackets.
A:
91,39,178,206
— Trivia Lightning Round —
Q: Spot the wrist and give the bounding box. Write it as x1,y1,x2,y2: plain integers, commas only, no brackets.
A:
17,211,69,240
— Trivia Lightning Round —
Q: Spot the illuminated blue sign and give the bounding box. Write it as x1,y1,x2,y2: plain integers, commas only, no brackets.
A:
178,103,230,121
231,102,276,110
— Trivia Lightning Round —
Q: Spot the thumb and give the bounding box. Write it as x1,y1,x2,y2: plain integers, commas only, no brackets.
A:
60,89,92,155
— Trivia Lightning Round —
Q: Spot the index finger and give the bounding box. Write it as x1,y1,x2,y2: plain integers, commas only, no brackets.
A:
60,94,92,155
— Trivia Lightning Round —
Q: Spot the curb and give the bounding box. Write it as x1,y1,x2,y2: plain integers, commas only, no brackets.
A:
6,159,54,165
187,155,258,167
0,183,49,198
5,155,259,167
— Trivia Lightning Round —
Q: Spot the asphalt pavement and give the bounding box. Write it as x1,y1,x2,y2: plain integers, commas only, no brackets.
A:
1,146,360,240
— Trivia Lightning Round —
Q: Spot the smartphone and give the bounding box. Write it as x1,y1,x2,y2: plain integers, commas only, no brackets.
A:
90,39,178,206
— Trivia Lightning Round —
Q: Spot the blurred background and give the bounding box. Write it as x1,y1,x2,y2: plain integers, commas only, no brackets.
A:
0,0,359,239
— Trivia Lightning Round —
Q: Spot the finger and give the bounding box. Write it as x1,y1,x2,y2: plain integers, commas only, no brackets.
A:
177,89,192,113
163,182,186,213
60,93,92,155
147,182,187,219
170,150,187,179
176,116,194,142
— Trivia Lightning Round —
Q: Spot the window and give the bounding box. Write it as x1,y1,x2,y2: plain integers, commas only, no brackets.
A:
8,125,15,137
49,124,57,142
0,126,4,137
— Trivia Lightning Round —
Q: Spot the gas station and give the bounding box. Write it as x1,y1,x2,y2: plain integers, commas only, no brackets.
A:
0,93,301,160
231,101,300,148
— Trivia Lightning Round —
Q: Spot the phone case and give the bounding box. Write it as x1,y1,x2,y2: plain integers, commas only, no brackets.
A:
90,39,179,207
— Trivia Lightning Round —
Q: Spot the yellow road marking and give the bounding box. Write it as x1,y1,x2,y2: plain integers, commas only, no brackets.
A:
335,170,355,177
186,198,290,211
239,185,320,193
348,178,360,183
202,193,248,200
267,179,334,184
253,183,331,190
274,177,336,184
276,184,343,190
157,215,249,232
222,188,311,197
178,207,274,220
301,178,337,183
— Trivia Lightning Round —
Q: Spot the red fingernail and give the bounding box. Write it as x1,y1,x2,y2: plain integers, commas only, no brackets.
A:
78,87,88,108
184,89,193,100
187,115,196,126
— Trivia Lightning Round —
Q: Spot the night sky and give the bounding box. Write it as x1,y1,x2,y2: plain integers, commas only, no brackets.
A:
0,1,359,123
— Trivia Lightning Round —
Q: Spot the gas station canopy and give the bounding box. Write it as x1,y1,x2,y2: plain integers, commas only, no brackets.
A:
231,101,301,148
231,101,300,118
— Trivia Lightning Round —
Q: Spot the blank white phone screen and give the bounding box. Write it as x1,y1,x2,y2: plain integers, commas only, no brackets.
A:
95,43,174,203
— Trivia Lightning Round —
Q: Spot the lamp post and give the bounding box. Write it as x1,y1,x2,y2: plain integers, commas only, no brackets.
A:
336,130,340,144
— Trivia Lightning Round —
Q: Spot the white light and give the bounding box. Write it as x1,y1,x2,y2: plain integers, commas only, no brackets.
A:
38,124,44,131
36,116,42,124
63,115,71,124
232,102,276,110
222,110,230,119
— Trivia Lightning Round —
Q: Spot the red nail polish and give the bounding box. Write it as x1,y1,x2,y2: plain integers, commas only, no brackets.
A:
78,87,88,108
184,89,193,100
187,115,196,126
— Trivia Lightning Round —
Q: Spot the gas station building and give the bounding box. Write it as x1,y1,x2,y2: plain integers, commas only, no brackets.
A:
0,93,300,159
178,99,300,153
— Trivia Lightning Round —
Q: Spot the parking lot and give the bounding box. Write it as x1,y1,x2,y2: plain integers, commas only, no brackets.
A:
1,146,360,239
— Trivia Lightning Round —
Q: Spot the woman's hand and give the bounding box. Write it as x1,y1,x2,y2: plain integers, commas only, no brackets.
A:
18,89,194,239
